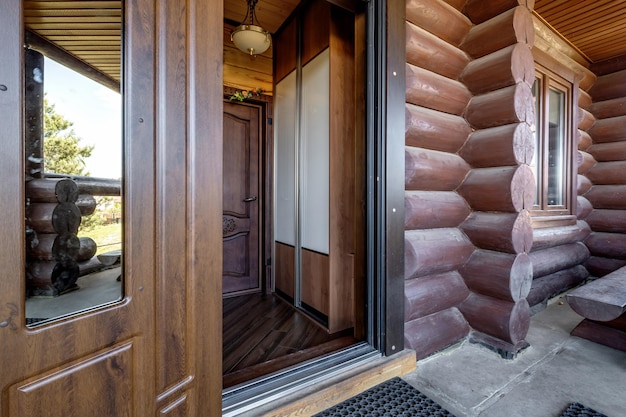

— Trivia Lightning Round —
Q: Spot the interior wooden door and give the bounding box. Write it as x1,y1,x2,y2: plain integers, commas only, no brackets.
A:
223,101,261,295
0,0,223,415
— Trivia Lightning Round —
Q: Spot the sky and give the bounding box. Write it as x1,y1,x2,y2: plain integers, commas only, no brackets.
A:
44,57,122,179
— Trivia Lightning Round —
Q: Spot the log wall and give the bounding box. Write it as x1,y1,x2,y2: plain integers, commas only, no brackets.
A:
455,2,536,357
585,66,626,277
404,0,474,360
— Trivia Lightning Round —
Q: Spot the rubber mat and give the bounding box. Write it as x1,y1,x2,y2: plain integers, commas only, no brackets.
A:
560,403,608,417
313,377,455,417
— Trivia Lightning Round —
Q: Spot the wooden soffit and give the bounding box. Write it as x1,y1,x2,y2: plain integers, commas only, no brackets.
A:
534,0,626,64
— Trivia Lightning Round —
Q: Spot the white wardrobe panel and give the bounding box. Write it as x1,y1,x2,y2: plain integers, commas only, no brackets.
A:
301,49,330,254
274,70,297,246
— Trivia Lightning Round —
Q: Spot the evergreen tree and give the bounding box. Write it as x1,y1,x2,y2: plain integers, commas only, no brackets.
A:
43,97,94,176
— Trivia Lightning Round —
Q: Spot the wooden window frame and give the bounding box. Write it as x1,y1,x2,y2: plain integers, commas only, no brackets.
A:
530,64,575,222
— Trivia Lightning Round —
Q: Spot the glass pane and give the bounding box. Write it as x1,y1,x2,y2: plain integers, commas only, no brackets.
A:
531,78,540,206
24,3,123,326
547,87,565,206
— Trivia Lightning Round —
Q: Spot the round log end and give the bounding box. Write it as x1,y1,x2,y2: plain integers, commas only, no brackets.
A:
511,164,535,212
512,209,533,253
512,123,535,165
509,298,530,344
52,233,81,262
52,203,82,234
511,253,533,300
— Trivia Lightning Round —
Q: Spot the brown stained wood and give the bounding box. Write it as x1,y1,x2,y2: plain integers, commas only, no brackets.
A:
404,271,469,321
301,249,330,316
26,259,80,294
222,294,354,380
461,6,534,59
465,83,535,129
577,174,592,195
531,221,591,252
587,161,626,185
578,90,592,110
592,55,626,77
589,97,626,120
404,190,470,230
459,292,530,344
461,43,534,95
463,0,534,24
526,265,588,307
585,256,626,278
585,232,626,260
275,242,295,298
578,130,592,151
587,141,626,162
459,123,534,168
301,0,330,66
585,185,626,210
28,233,80,261
577,108,595,132
460,210,533,254
460,250,532,302
26,202,82,234
328,6,356,333
405,147,471,191
586,210,626,234
77,237,97,261
405,104,472,153
404,307,470,360
405,0,472,47
405,21,470,80
75,194,97,216
588,69,626,102
26,177,79,203
404,228,474,279
577,151,596,175
570,318,626,353
577,196,593,219
458,165,535,212
566,266,626,322
530,242,590,278
442,0,467,11
274,17,298,83
405,63,472,115
588,115,626,144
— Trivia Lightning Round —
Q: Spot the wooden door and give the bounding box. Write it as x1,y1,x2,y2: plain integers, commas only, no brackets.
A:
223,101,261,295
0,0,223,415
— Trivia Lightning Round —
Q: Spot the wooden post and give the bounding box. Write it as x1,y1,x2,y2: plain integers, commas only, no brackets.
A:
460,123,534,167
460,210,533,254
465,83,535,129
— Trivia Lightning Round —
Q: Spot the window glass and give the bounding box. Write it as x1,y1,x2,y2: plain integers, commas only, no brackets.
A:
547,88,565,206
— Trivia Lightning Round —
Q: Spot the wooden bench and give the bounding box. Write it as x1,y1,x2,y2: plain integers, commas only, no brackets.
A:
566,265,626,352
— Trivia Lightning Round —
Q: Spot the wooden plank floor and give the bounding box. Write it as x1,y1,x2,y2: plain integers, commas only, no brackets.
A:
223,293,356,387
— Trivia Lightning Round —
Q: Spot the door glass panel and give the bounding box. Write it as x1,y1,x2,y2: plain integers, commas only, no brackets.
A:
24,2,123,326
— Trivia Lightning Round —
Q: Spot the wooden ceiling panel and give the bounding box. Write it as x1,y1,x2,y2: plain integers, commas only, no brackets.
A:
535,0,626,63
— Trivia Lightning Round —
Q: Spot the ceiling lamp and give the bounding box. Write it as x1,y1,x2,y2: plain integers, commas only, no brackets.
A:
231,0,271,56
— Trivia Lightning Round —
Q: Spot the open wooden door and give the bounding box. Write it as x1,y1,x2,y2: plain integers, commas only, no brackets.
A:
0,0,223,415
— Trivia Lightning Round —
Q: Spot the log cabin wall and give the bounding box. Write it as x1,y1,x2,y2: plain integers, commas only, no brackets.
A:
404,0,578,359
524,19,596,309
584,62,626,276
403,0,473,360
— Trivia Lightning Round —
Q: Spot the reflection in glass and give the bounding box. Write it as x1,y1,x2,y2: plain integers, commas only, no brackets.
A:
547,88,565,206
531,78,540,205
24,4,123,326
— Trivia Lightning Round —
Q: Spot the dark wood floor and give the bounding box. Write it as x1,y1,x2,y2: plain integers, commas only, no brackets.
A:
223,293,356,388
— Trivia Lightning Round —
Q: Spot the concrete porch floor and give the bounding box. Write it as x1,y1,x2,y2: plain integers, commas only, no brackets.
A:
402,297,626,417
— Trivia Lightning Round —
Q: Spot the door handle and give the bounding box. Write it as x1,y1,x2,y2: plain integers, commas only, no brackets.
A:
243,196,257,202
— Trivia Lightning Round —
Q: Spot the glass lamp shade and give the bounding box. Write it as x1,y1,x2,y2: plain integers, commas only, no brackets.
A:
231,24,271,56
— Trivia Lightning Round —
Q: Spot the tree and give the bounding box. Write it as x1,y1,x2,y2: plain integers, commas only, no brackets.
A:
43,97,104,231
43,97,94,176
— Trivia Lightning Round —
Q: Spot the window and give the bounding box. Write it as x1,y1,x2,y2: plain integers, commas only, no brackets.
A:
530,67,573,216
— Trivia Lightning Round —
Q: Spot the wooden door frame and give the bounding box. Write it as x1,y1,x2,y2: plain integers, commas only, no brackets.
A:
223,87,274,294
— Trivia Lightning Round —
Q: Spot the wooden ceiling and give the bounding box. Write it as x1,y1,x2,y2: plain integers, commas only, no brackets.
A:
21,0,626,91
534,0,626,63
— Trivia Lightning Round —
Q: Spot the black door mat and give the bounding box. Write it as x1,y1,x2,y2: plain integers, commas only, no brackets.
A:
560,403,608,417
313,377,455,417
